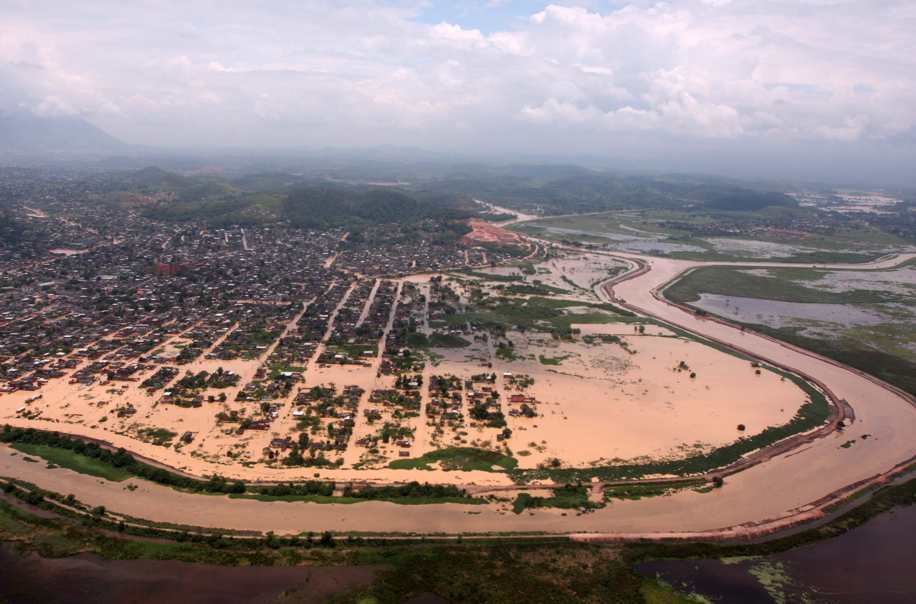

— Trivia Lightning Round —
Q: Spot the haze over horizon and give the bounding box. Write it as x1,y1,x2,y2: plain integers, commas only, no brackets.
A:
2,1,916,185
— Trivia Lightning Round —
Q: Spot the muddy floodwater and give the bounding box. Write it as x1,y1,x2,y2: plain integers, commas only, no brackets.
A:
693,293,886,328
617,239,707,254
637,504,916,603
814,267,916,295
535,226,708,254
704,238,814,259
0,546,377,604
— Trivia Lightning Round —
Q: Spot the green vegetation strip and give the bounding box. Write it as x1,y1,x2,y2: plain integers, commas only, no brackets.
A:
0,489,701,603
3,426,246,494
230,481,480,506
0,465,914,603
11,443,132,482
604,480,704,501
1,427,479,505
503,283,571,296
460,270,523,282
389,447,518,472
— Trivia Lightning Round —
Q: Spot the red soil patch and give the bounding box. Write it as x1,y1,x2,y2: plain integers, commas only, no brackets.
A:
462,219,525,247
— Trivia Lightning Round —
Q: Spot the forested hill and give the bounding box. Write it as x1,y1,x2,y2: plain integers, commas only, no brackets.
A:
98,165,796,228
96,167,470,228
282,186,465,228
115,167,233,201
426,166,796,214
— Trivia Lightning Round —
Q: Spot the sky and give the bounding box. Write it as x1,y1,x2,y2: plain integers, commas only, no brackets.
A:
2,1,916,184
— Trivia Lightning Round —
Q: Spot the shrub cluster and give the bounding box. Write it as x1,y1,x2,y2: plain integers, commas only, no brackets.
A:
253,481,335,498
342,481,468,500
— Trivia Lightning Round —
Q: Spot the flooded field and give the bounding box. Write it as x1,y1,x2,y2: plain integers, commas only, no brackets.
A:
516,212,911,262
670,264,916,371
637,504,916,603
617,239,707,254
525,224,869,260
811,267,916,295
693,294,887,330
705,237,816,259
0,545,377,604
521,224,710,255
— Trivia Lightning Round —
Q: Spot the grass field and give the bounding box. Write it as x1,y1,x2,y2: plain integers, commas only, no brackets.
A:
10,443,132,482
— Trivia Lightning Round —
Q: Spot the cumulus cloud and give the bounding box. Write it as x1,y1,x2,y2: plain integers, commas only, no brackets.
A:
0,0,914,179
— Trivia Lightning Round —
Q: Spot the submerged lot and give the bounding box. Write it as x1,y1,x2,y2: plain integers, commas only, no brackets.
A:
666,265,916,395
511,207,912,263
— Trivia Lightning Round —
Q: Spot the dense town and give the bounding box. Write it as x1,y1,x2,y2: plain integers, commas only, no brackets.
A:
0,167,560,471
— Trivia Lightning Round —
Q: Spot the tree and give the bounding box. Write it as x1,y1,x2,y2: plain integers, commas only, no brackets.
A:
284,447,305,466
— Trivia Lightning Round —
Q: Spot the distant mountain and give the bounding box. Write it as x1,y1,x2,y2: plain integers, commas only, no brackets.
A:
0,111,126,153
428,165,797,214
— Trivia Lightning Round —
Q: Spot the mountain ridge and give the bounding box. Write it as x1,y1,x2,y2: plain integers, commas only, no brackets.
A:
0,111,126,153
